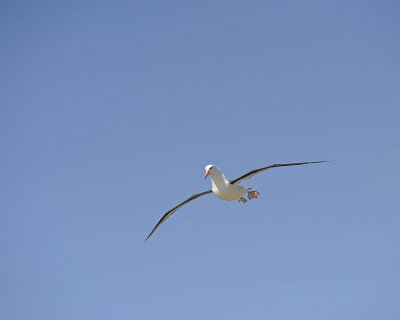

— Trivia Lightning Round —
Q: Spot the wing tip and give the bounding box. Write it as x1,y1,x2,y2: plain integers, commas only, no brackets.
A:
144,189,212,242
145,229,155,242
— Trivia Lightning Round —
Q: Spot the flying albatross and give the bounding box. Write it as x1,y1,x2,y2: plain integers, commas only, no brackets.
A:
145,161,327,240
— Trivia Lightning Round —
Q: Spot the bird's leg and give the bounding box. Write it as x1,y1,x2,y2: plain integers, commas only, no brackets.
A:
238,197,248,203
247,190,260,200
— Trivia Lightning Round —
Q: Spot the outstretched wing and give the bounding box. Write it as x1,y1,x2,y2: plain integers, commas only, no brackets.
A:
145,189,213,241
230,161,327,185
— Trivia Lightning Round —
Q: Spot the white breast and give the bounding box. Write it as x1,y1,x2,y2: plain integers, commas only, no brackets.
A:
209,169,246,201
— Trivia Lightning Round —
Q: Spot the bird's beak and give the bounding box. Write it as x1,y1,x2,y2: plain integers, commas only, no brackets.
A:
204,170,209,179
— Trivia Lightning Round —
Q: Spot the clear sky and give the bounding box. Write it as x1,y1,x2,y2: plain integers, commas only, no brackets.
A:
1,1,399,319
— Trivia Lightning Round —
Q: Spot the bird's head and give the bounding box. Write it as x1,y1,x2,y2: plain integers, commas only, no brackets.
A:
204,164,215,179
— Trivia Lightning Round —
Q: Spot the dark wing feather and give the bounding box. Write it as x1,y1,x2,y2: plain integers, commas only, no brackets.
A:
145,189,212,241
230,161,328,185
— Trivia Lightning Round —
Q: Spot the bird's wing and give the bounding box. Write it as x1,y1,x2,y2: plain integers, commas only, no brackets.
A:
145,189,213,241
230,161,327,185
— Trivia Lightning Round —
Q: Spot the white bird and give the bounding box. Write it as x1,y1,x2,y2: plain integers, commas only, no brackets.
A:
145,161,327,240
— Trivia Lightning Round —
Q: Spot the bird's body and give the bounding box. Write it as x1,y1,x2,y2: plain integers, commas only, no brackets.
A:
145,161,327,240
206,165,247,201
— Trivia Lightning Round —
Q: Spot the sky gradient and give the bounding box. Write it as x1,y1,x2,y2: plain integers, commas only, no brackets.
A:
1,1,400,319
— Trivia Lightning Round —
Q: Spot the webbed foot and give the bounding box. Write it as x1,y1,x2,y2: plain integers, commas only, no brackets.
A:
247,191,260,200
238,197,248,203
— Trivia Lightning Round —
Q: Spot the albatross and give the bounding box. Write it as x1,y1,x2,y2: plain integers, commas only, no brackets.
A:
145,161,327,241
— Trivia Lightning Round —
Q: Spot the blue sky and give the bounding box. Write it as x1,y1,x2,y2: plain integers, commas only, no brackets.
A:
1,1,399,319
